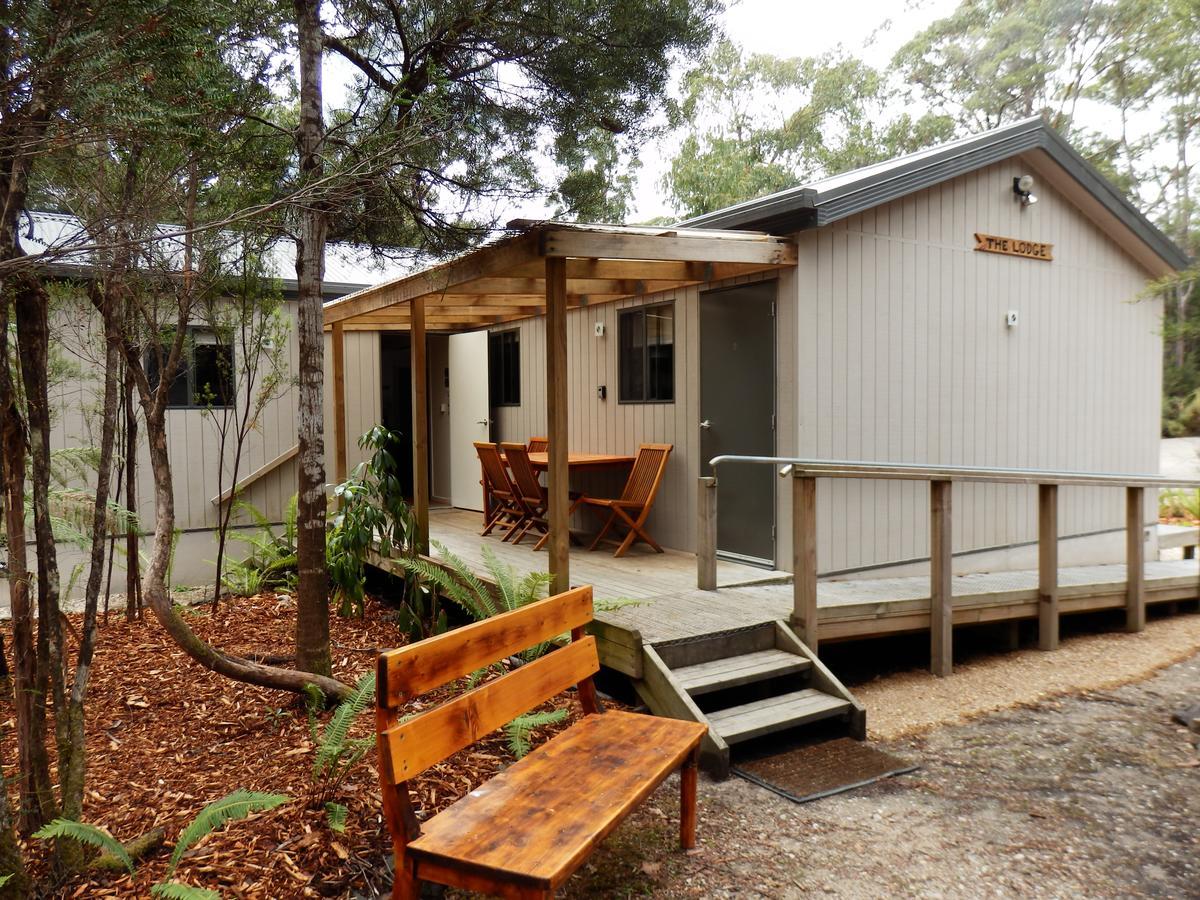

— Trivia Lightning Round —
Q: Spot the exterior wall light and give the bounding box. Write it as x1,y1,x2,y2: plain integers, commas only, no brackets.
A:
1013,174,1038,207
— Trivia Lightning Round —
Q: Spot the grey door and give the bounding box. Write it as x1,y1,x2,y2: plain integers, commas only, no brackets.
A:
700,282,776,565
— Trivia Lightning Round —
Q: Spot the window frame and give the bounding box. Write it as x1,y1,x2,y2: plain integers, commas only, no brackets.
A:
147,327,236,411
617,301,676,405
488,328,521,408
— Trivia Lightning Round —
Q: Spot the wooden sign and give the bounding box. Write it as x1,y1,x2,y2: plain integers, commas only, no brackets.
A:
973,232,1053,261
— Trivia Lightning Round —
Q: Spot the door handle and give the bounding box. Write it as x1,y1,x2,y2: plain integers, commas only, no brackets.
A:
699,419,712,429
476,419,490,426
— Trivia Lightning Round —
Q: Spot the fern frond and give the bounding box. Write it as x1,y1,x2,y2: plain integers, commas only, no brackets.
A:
324,802,348,833
314,672,375,777
482,544,520,613
33,819,133,873
516,571,554,606
504,709,568,758
168,791,289,876
431,540,498,618
393,554,488,621
150,882,221,900
594,597,645,612
0,874,11,887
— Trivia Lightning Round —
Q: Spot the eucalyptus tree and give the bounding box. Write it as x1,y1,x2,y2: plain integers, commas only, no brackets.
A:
286,0,723,677
662,38,954,218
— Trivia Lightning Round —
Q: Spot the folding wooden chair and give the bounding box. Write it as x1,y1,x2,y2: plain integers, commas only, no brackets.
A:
499,442,549,546
527,436,549,454
474,442,525,540
578,444,672,557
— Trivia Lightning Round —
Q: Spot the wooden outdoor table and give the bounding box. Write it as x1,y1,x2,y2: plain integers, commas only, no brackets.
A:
525,452,636,471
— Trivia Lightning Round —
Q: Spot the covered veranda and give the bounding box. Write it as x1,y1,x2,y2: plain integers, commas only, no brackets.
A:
321,222,798,593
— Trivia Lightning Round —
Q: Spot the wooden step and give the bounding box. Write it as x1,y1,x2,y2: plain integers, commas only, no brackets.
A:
707,689,852,745
673,649,811,696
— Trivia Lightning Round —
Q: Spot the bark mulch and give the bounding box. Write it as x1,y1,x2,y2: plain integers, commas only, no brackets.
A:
1,592,578,898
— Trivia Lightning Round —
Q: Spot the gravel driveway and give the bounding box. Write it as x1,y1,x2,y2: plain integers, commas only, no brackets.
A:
562,651,1200,899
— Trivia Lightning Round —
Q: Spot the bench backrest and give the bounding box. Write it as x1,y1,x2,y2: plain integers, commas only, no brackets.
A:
619,443,673,508
376,586,597,784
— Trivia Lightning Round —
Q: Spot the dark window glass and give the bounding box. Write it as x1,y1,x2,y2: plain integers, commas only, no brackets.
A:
192,342,234,407
618,303,674,403
146,331,234,409
146,345,191,408
488,330,520,406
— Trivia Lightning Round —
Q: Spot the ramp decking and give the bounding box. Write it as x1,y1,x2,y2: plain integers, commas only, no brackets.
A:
387,509,1200,679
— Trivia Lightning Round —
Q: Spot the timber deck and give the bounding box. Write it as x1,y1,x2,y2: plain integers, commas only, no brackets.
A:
394,508,1200,679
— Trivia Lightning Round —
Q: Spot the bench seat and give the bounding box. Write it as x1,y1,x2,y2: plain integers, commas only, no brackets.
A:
410,710,706,896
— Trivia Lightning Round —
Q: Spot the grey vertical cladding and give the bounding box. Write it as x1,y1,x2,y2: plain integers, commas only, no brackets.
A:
48,303,384,533
791,157,1162,573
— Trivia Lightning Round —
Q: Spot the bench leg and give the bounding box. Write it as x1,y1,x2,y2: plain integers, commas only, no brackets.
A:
391,857,420,900
680,748,699,850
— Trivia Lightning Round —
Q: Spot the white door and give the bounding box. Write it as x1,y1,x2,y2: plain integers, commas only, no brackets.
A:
448,330,491,510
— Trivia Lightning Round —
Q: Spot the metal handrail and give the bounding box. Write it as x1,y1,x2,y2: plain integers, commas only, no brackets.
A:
706,454,1200,490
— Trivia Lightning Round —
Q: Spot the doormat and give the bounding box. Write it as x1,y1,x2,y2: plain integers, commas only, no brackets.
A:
732,737,917,804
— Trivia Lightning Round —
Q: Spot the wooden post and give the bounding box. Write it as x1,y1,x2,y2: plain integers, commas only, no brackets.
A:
791,475,818,650
1037,483,1059,651
697,476,717,590
546,256,570,594
1126,485,1145,632
930,479,953,677
331,321,348,485
410,295,429,554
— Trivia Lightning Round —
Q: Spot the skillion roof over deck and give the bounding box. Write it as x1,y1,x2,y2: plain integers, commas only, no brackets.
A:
321,222,798,332
683,116,1190,277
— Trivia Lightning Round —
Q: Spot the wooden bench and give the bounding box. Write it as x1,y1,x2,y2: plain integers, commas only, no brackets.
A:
375,585,707,899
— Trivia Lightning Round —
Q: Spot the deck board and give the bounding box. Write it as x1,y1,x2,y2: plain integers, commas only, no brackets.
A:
388,509,1200,677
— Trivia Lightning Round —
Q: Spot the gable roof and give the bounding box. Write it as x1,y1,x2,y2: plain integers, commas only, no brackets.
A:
682,116,1190,272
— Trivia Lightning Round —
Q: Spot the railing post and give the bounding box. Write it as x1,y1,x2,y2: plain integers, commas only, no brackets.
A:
791,475,818,651
930,479,953,676
697,476,717,591
1038,483,1059,651
1126,485,1145,632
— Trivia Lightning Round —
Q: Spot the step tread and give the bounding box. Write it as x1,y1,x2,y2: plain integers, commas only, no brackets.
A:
707,688,851,744
674,649,811,695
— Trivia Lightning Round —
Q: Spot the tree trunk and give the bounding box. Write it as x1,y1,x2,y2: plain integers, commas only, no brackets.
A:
136,397,349,700
124,339,141,622
0,297,54,835
0,736,29,898
13,274,81,871
293,0,332,677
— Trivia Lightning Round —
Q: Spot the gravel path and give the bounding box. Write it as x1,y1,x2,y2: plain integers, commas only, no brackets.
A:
563,639,1200,898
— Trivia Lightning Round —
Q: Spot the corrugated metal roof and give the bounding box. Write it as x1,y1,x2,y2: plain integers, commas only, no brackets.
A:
682,116,1190,271
18,210,413,298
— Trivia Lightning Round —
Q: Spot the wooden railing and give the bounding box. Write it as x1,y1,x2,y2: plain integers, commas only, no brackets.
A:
209,444,299,506
697,457,1200,676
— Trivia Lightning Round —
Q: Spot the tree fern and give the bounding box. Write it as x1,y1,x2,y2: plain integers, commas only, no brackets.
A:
505,709,569,758
167,791,289,876
33,819,133,873
150,882,221,900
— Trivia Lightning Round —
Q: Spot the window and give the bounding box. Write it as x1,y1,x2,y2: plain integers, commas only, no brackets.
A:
488,329,520,407
619,303,674,403
147,330,234,409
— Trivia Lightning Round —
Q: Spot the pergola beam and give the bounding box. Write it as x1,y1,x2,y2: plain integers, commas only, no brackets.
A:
541,228,799,266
